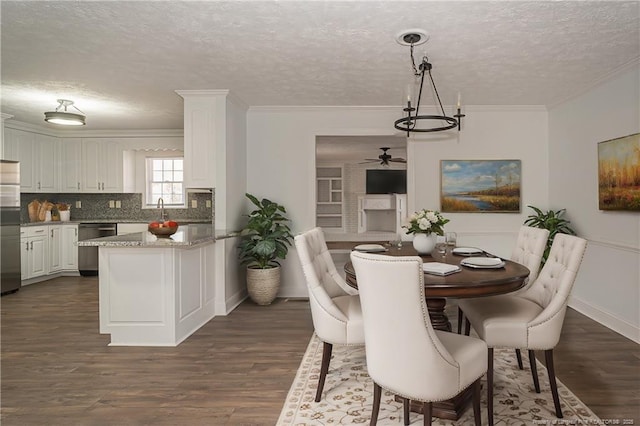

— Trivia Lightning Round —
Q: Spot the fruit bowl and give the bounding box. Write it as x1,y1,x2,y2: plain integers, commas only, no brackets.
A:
148,221,179,238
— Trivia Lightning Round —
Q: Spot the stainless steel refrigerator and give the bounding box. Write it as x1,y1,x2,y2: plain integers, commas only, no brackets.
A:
1,160,21,295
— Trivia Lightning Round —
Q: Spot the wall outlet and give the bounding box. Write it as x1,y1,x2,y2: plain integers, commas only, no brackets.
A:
109,200,115,208
76,201,82,208
191,199,197,208
206,200,211,208
115,200,121,208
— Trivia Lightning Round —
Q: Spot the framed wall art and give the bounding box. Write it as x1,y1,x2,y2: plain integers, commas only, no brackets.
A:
441,160,521,213
598,133,640,211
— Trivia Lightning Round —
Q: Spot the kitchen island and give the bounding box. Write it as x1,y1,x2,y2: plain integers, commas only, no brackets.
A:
79,224,239,346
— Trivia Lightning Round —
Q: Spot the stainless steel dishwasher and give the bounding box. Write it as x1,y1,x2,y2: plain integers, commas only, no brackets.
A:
78,223,117,276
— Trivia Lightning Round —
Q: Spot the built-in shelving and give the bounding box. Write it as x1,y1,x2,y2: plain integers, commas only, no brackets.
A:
316,167,344,230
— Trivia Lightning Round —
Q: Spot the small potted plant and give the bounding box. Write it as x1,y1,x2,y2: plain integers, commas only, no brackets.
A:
403,209,450,254
524,205,576,265
238,193,293,305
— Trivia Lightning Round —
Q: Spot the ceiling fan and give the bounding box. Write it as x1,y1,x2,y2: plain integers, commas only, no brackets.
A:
361,147,406,166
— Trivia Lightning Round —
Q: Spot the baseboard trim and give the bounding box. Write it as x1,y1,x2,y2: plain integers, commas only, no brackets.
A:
224,290,248,315
569,296,639,343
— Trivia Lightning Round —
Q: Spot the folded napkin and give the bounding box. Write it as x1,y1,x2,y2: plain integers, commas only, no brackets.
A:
422,262,462,276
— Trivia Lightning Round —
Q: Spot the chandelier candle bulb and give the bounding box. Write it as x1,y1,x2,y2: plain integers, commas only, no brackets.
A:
457,92,461,108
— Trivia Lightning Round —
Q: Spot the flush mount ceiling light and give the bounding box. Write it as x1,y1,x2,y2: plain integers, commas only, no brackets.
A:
44,99,86,126
394,30,464,135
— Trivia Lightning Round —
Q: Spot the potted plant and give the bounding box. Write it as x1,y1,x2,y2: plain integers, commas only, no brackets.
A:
403,209,450,254
238,193,293,305
524,205,576,265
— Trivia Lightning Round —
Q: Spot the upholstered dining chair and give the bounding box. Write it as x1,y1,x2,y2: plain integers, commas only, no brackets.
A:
458,234,587,425
351,251,488,426
457,225,550,368
294,227,364,402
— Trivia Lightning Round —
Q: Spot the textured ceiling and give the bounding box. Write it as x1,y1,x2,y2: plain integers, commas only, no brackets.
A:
1,1,639,130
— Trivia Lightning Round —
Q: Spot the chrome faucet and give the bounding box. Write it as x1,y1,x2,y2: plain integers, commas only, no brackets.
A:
157,197,167,221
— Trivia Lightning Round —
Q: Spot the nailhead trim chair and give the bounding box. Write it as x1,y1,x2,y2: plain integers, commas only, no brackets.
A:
458,234,587,425
351,251,489,426
458,226,549,370
294,227,364,402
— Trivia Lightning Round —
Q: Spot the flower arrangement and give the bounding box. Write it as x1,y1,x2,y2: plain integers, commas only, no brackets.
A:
403,209,449,236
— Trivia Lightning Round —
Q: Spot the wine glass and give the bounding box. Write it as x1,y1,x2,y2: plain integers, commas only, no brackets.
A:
390,233,403,250
446,232,457,248
436,242,447,260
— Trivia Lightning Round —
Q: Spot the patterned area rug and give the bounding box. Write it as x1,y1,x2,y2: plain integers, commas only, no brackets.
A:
278,334,600,425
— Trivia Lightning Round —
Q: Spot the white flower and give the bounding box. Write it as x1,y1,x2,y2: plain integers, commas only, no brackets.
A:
426,211,438,223
418,218,431,231
409,213,419,222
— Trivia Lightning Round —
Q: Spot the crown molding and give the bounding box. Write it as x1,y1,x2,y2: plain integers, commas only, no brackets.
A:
3,119,183,138
248,105,547,113
175,89,248,111
548,56,640,110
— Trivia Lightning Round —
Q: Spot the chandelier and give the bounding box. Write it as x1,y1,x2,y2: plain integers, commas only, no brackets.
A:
44,99,86,126
394,31,464,135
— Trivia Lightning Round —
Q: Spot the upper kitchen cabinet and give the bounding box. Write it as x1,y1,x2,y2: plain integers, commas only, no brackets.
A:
60,138,82,192
4,128,35,190
4,129,58,192
176,90,225,189
81,138,123,192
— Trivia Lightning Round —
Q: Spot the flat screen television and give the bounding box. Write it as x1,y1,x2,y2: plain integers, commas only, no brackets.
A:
366,169,407,194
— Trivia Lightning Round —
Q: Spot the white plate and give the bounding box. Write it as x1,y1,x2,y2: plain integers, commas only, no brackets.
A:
461,257,505,268
452,247,484,256
354,244,387,253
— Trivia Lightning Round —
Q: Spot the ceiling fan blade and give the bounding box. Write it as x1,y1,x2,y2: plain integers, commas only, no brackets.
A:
359,160,378,164
389,158,407,163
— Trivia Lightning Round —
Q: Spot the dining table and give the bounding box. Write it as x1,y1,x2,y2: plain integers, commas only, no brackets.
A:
343,243,530,420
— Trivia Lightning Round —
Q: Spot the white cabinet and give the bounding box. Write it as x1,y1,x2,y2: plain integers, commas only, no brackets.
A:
177,90,221,189
4,129,36,191
60,138,82,192
3,130,58,192
20,229,28,279
82,138,123,192
49,226,62,273
61,224,78,271
358,194,407,234
35,134,59,192
21,224,79,282
21,226,49,280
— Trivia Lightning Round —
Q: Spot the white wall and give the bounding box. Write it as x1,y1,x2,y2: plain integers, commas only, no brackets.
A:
222,95,248,311
411,107,549,254
548,63,640,342
247,106,549,297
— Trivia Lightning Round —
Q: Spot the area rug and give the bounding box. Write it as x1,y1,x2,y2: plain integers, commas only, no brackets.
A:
277,334,600,425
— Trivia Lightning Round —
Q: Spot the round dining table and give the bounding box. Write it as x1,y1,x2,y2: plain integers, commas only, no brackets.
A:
344,244,530,332
344,244,530,421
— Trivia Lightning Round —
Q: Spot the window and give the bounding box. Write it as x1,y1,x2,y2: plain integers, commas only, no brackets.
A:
146,157,184,206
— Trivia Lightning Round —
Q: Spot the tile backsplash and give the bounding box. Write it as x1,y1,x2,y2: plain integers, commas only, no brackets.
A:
21,191,214,224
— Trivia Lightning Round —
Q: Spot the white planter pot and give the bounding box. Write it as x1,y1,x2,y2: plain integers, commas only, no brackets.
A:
412,233,436,255
246,265,281,305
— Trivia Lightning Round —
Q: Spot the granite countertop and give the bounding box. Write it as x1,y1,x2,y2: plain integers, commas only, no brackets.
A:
77,224,239,248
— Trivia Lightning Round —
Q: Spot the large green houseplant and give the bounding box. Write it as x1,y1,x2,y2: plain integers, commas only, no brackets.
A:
238,193,293,305
524,205,576,265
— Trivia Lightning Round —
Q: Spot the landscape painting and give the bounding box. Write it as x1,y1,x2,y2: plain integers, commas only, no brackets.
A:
441,160,521,213
598,133,640,211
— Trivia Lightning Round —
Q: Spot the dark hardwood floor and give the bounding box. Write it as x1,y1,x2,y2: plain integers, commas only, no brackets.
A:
1,276,638,425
